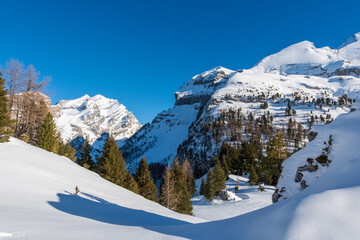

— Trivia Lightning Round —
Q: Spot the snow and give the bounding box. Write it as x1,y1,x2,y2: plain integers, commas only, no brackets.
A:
143,107,360,239
55,94,141,144
0,138,204,239
192,175,274,221
123,33,360,168
253,41,338,74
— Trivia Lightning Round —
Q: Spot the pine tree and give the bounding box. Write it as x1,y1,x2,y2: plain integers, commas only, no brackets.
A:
199,177,206,196
124,172,139,194
248,164,258,186
213,160,226,192
58,140,77,162
37,112,58,153
78,138,94,170
0,72,14,142
136,157,158,202
187,176,197,197
98,135,127,186
220,154,230,177
159,166,176,209
262,129,288,185
204,170,216,201
170,157,193,215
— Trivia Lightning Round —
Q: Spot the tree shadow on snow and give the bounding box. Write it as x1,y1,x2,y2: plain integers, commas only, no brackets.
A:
48,191,191,227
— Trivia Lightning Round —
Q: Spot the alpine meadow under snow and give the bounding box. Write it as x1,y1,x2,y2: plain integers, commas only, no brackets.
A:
2,32,360,240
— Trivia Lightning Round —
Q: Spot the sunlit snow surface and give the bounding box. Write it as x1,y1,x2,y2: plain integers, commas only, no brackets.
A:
192,175,274,221
2,103,360,239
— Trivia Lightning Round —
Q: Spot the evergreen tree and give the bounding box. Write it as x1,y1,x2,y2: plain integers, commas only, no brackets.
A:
170,157,193,215
58,140,77,162
136,157,158,202
98,135,127,186
37,112,58,153
220,154,230,177
204,170,215,201
124,172,139,194
0,72,14,142
199,177,205,196
78,138,94,170
262,129,288,185
213,160,226,192
248,164,258,186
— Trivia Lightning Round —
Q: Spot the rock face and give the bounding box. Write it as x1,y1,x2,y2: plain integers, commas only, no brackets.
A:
122,33,360,174
54,94,142,145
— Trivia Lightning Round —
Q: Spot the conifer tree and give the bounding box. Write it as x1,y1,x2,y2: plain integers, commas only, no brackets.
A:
199,177,205,196
98,135,127,186
159,166,176,209
78,138,94,170
262,129,288,185
58,140,77,162
0,72,14,142
170,157,193,215
248,164,258,186
136,157,158,202
213,160,226,192
124,172,139,194
182,159,196,197
204,170,215,201
37,112,58,153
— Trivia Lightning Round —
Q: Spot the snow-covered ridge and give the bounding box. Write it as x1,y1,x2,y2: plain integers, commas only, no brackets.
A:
122,33,360,173
55,94,141,144
253,32,360,75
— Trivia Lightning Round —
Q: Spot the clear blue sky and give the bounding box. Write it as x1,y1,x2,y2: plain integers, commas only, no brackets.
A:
0,0,359,124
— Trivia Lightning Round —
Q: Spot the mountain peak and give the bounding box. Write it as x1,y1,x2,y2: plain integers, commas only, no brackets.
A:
338,32,360,49
55,94,141,144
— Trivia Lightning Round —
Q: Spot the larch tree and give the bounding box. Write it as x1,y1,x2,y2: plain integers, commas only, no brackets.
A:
159,166,176,209
0,72,14,142
136,157,158,202
182,159,196,197
2,59,24,113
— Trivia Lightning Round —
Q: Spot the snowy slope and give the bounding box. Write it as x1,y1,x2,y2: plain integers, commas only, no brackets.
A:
121,67,233,170
122,33,360,173
192,175,274,221
141,105,360,240
54,94,141,144
274,101,360,202
0,138,204,240
2,94,360,240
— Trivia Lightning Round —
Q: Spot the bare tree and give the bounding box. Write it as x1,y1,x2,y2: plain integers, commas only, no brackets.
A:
24,64,50,92
2,59,25,112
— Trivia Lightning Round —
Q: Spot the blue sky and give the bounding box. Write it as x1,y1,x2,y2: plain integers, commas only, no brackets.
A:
0,0,359,124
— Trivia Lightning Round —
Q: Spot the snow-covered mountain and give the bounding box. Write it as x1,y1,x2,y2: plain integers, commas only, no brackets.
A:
151,105,360,239
2,98,360,239
122,33,360,174
54,94,142,145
